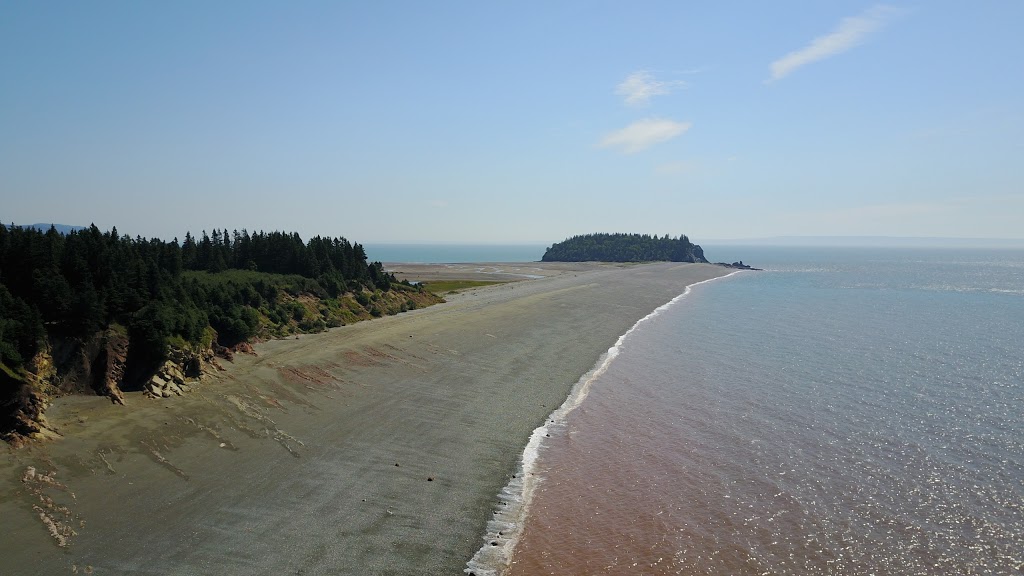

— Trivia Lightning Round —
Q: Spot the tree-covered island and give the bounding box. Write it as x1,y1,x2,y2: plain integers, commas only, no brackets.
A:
542,232,759,269
541,233,709,263
0,224,442,445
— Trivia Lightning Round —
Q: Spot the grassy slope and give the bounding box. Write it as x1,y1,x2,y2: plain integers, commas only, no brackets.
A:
182,270,443,340
420,280,505,294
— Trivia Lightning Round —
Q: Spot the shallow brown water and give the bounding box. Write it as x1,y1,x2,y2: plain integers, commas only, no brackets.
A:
507,251,1024,576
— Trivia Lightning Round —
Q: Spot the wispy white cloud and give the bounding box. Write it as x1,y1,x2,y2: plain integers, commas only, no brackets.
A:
616,71,684,106
599,118,691,154
768,5,897,82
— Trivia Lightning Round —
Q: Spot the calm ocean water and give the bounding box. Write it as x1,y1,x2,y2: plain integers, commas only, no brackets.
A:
482,247,1024,575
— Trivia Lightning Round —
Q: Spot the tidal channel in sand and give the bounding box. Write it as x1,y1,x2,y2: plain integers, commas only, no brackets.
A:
0,262,730,575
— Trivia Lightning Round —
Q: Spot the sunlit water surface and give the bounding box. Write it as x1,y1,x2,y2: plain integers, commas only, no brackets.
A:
506,248,1024,575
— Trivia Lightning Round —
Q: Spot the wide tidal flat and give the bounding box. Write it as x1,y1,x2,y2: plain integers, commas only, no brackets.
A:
1,262,729,575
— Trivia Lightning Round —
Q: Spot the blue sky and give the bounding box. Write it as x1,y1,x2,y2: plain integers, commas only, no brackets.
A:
2,1,1022,243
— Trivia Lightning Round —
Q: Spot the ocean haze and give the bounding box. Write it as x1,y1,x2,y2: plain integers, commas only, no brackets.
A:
706,236,1024,248
364,243,547,264
12,225,1024,259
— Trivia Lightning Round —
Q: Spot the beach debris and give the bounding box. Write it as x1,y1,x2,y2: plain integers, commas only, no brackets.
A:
22,467,73,496
427,477,434,482
141,440,189,480
21,466,79,548
271,429,304,457
182,416,235,449
226,395,275,424
34,505,75,547
96,450,116,474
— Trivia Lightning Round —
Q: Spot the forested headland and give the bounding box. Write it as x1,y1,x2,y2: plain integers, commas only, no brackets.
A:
541,233,709,263
0,224,440,444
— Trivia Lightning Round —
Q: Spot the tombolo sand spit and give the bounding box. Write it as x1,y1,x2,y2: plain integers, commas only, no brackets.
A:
0,262,730,576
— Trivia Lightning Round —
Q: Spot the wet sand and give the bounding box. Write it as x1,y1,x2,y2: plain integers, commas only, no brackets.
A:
0,262,730,576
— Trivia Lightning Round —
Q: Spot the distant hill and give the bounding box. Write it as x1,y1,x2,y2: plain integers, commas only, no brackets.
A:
9,223,87,235
542,233,708,263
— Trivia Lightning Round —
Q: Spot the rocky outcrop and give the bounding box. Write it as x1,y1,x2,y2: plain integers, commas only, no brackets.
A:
233,341,256,356
35,328,131,402
0,367,58,447
1,342,69,446
4,284,443,445
1,330,131,445
2,330,224,445
715,260,762,271
144,345,219,399
26,346,57,389
94,329,129,405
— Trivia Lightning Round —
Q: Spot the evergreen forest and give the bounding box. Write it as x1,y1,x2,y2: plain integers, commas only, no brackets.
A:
0,224,426,377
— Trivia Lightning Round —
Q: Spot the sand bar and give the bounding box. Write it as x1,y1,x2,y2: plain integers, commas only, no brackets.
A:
0,262,731,575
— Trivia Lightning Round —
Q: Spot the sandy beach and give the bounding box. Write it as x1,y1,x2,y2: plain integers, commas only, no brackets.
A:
0,262,731,576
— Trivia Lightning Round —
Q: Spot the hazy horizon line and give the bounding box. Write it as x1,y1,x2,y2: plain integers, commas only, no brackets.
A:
10,224,1024,248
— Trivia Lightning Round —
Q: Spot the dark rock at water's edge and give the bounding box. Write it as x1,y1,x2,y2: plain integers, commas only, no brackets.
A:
716,261,762,270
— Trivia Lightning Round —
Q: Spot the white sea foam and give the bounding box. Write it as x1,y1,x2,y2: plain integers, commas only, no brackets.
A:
464,272,740,576
990,288,1024,295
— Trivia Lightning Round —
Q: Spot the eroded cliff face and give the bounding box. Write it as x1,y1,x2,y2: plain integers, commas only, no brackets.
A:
1,330,221,447
2,286,444,446
36,328,131,401
0,366,56,447
143,345,222,398
95,329,129,404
